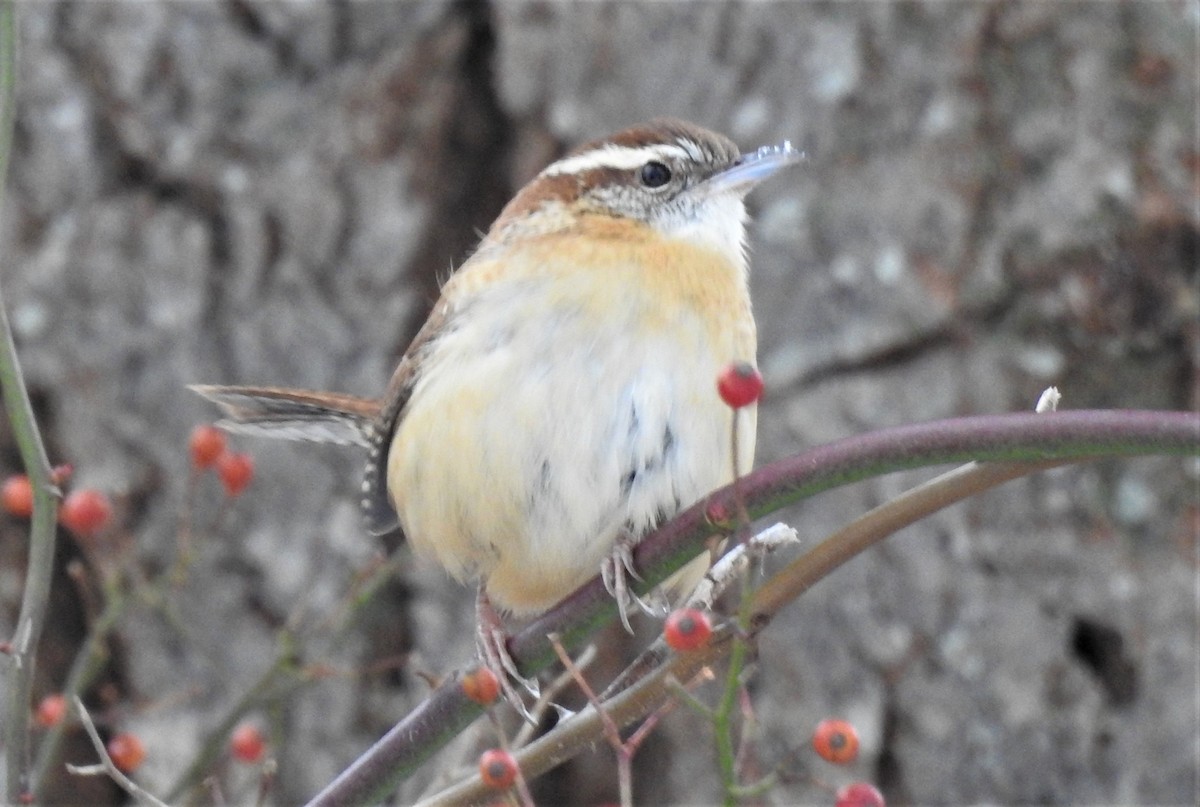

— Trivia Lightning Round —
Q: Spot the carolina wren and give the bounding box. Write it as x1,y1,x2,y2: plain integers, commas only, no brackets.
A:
193,118,800,665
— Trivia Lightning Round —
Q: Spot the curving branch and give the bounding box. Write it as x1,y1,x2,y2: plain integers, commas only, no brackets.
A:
305,408,1199,807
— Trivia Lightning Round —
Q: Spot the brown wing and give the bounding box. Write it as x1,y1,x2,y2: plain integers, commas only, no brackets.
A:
360,297,455,536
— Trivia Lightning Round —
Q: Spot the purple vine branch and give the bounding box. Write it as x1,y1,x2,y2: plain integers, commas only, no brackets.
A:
306,408,1198,807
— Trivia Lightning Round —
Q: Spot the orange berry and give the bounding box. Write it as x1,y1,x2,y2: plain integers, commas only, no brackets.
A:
717,362,763,408
835,781,885,807
462,667,502,705
189,425,227,470
230,722,267,763
813,717,860,764
663,608,713,651
106,732,146,773
59,489,112,539
2,475,34,518
479,748,518,789
216,452,254,497
34,693,67,728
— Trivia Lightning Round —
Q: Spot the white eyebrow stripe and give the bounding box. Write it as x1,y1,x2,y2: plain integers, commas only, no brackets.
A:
540,144,692,177
676,138,704,163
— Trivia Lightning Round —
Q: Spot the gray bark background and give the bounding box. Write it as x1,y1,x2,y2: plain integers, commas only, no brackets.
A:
0,1,1195,805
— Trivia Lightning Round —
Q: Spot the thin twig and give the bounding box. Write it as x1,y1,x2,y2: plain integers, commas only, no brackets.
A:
550,633,633,807
730,409,750,527
31,589,133,791
68,697,171,807
625,668,713,750
512,644,597,750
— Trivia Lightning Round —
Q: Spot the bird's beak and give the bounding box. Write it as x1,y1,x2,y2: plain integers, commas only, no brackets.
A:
701,140,805,197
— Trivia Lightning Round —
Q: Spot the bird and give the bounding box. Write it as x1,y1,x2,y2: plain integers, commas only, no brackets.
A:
192,118,801,698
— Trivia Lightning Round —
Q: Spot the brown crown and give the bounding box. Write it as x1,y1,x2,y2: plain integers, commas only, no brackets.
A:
488,119,739,238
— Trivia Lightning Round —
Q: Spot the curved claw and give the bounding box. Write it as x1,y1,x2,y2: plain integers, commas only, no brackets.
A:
601,537,655,633
476,587,539,723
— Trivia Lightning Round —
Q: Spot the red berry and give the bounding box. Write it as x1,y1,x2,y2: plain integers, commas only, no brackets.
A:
49,464,74,486
813,717,860,764
663,608,713,651
34,693,67,728
59,489,112,539
835,781,885,807
479,748,518,789
230,722,267,763
717,362,764,408
216,452,254,497
190,425,227,470
2,475,34,518
106,732,146,773
462,667,502,705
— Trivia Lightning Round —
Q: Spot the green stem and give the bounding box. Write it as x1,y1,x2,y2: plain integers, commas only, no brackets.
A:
0,5,62,802
713,636,747,806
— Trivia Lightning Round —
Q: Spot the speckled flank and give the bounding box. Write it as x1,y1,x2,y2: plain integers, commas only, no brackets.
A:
387,221,755,615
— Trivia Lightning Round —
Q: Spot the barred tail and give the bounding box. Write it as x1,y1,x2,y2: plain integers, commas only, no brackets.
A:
188,384,381,448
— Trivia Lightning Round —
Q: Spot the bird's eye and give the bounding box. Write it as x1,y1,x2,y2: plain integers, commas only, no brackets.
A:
639,161,672,188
